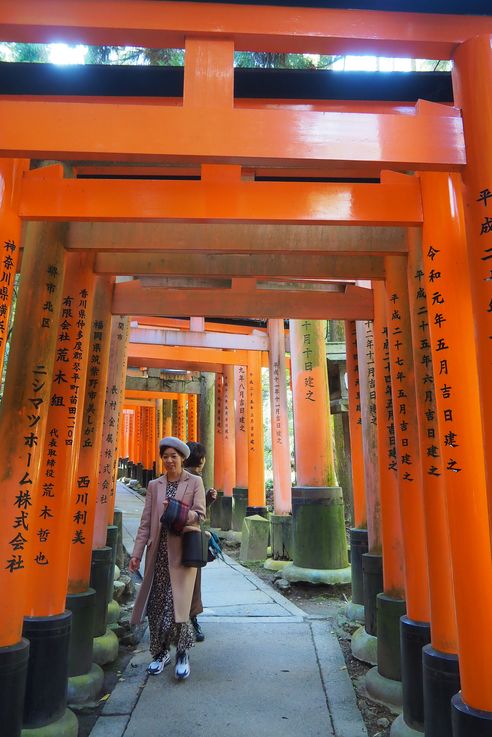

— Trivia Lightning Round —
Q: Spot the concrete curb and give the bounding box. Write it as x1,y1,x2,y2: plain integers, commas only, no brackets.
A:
311,620,368,737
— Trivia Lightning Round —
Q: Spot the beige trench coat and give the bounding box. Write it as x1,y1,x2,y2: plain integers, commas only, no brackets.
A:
130,470,206,625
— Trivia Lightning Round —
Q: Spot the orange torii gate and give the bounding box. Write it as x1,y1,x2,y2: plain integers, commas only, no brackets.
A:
0,3,491,737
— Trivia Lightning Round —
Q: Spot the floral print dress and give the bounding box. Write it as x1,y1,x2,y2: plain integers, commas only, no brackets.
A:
147,479,195,657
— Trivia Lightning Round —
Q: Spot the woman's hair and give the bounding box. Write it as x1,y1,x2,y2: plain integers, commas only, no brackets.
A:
184,441,206,468
160,444,186,459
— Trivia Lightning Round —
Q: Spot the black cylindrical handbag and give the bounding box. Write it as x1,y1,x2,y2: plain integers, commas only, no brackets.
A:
182,529,209,568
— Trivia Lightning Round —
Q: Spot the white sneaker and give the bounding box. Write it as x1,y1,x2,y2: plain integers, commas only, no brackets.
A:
175,651,190,680
147,651,171,675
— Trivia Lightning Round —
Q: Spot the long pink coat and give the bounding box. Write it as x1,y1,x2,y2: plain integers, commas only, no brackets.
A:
130,470,206,625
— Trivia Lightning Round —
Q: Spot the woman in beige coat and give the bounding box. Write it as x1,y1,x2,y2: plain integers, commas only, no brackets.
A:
129,437,206,680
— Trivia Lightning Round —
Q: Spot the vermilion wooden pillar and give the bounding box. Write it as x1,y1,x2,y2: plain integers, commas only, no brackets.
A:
267,319,292,516
453,37,492,535
177,393,186,439
214,374,224,493
365,283,406,698
0,222,65,737
93,315,130,542
384,256,431,732
26,252,95,617
0,159,28,384
163,399,173,439
187,393,198,442
406,226,459,737
134,405,142,464
344,320,367,530
420,171,492,728
155,399,163,474
67,277,113,595
246,351,265,512
287,320,349,582
354,315,384,654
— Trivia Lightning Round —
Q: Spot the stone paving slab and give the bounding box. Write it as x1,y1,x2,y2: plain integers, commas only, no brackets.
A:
124,622,335,737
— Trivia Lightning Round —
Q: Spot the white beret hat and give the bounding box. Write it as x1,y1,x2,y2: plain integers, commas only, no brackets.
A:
159,436,190,459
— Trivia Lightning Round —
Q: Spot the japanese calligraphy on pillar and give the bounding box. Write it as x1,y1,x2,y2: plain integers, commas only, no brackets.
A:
0,239,17,356
98,317,130,510
215,376,223,441
363,321,377,428
301,320,317,403
247,366,256,453
347,323,362,426
6,261,63,573
34,284,90,564
223,372,231,444
477,187,492,341
422,245,463,475
272,359,283,445
379,324,397,473
237,366,247,436
387,291,415,482
411,266,442,478
71,315,110,548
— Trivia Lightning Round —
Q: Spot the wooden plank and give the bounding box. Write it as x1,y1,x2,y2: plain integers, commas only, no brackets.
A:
113,280,374,319
70,222,408,255
0,100,464,169
95,251,386,279
130,327,269,351
20,172,422,225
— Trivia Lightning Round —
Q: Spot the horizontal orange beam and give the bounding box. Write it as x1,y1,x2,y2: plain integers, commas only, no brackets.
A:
125,390,180,400
69,222,408,255
133,317,264,335
127,343,249,367
113,281,374,320
127,356,224,373
20,168,422,225
0,100,464,169
2,1,492,58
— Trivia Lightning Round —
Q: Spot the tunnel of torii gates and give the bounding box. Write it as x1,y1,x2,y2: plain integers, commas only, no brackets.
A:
1,1,492,737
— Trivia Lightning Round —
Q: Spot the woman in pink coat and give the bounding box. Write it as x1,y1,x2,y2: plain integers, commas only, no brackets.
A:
129,437,206,680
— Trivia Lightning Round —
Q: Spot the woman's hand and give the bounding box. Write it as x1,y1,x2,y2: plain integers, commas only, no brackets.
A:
162,499,169,511
207,488,218,503
186,510,200,525
128,556,141,573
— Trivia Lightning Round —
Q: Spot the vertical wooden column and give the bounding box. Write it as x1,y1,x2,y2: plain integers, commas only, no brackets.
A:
177,393,186,439
171,399,178,436
26,253,95,617
214,373,224,493
0,222,66,647
222,365,236,496
187,393,198,442
288,320,349,580
290,319,336,487
365,283,407,693
246,351,266,512
406,226,459,736
344,320,367,530
134,406,142,464
267,319,291,515
155,399,163,474
234,365,248,489
67,277,114,594
163,399,173,439
128,409,135,462
372,287,404,600
420,171,492,723
199,372,215,492
385,259,430,623
453,38,492,530
345,320,371,612
385,256,431,732
355,318,382,554
0,159,27,384
93,316,130,546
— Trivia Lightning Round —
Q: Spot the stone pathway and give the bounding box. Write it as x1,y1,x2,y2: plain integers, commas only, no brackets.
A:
88,482,367,737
